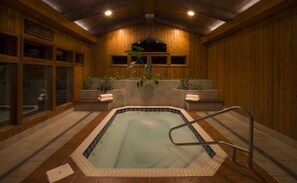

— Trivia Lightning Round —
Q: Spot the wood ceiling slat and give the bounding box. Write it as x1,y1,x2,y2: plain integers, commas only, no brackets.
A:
64,0,139,21
201,0,297,44
155,15,208,35
144,0,157,14
39,0,277,38
91,15,144,35
77,1,143,35
172,0,236,22
197,0,249,13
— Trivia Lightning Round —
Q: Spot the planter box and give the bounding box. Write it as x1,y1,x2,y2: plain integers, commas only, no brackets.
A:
76,80,223,111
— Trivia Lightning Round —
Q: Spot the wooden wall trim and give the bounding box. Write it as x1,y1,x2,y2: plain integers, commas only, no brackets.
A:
201,0,297,45
0,0,98,44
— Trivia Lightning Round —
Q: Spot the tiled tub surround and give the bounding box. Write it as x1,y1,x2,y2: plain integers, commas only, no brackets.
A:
71,106,227,177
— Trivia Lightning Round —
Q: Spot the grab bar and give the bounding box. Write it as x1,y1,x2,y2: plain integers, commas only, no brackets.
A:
168,106,254,168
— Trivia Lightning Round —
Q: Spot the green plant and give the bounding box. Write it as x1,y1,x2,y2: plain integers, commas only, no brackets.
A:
83,76,93,89
125,46,144,79
124,46,159,92
97,76,112,93
177,79,201,90
177,79,190,90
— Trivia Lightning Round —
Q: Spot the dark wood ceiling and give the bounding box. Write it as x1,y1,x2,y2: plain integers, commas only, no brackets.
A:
42,0,261,36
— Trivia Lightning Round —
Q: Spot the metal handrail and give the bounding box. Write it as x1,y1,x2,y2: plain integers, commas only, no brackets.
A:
168,106,254,168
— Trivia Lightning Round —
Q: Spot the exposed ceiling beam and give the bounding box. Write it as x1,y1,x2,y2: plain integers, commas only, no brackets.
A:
173,0,236,22
91,16,145,35
64,0,134,21
1,0,97,44
201,0,297,44
155,15,208,35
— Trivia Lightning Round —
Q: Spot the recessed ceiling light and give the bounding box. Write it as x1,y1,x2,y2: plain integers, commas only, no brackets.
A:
187,11,195,16
105,10,112,16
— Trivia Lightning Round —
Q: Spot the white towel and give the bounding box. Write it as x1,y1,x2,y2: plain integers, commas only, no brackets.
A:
186,94,199,98
185,96,200,102
99,96,113,102
100,93,113,98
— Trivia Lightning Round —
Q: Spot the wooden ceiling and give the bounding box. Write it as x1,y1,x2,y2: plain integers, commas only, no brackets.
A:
41,0,261,36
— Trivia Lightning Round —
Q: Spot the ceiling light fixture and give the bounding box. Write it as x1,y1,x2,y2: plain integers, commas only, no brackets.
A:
105,10,112,16
187,11,195,16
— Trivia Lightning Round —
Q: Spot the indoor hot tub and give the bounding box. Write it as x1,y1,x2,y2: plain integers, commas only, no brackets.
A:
71,106,227,177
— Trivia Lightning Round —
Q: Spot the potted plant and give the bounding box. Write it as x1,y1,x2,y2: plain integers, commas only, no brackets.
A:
97,76,112,93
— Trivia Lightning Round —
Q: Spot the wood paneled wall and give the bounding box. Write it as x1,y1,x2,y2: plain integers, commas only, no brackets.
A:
208,7,297,140
91,23,207,79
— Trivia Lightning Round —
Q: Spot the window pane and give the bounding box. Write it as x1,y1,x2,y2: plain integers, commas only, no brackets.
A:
23,65,52,118
112,56,128,65
0,33,18,56
132,39,167,52
0,63,17,126
151,56,167,65
56,48,73,62
23,40,53,60
75,53,84,64
56,67,73,106
171,56,187,65
131,56,147,64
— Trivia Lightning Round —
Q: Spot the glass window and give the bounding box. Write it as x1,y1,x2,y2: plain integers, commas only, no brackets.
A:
56,67,73,106
0,63,17,126
23,40,53,60
131,56,147,65
151,56,168,65
56,48,73,62
0,33,18,57
111,56,128,65
132,39,167,52
171,56,187,65
75,53,84,64
23,65,52,118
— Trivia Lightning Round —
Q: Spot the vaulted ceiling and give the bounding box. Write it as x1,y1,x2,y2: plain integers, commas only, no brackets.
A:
41,0,261,36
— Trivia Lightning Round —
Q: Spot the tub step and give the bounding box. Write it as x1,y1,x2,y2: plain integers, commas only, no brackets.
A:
185,99,224,111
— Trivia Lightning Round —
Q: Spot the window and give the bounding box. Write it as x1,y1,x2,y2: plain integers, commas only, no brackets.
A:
0,33,18,57
0,63,17,126
23,40,53,60
23,65,52,118
56,48,73,62
132,39,167,52
151,56,168,65
131,56,147,65
56,67,73,106
111,56,128,65
171,56,187,65
75,53,84,64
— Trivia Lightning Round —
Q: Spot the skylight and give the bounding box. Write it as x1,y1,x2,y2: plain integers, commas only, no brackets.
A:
238,0,261,13
74,21,89,31
209,21,226,32
42,0,61,11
